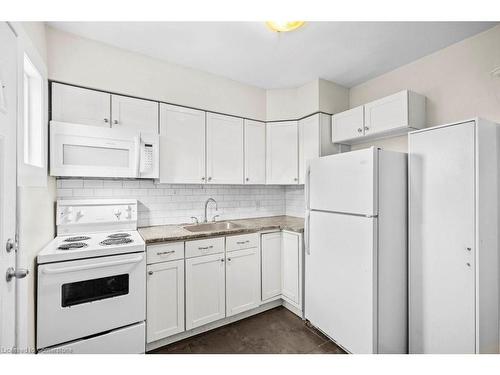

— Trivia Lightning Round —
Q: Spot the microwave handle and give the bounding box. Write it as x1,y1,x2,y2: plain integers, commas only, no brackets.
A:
42,255,144,275
134,136,141,178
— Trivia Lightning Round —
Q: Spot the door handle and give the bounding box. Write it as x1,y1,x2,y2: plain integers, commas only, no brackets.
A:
305,211,311,255
6,267,29,282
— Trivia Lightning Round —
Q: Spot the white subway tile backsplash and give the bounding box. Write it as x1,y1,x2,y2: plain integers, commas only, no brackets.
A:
56,178,297,227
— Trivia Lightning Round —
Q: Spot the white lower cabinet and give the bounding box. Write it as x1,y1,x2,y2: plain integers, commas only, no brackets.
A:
226,247,261,317
281,232,301,307
185,252,226,330
261,232,282,301
146,259,185,343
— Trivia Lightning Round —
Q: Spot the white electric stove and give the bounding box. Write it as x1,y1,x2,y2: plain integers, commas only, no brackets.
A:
36,199,146,354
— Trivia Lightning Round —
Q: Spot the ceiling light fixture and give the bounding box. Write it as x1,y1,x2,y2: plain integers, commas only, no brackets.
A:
265,21,305,33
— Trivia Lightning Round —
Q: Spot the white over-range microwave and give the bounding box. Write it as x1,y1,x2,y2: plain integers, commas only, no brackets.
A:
50,121,159,178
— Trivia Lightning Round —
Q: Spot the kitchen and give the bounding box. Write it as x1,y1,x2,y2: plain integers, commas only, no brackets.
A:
1,4,500,373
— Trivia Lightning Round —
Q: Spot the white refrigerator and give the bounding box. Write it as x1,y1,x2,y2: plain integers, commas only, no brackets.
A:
304,147,408,354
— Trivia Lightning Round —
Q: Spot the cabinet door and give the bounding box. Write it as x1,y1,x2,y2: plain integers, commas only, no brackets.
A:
364,90,408,136
244,119,266,184
331,106,364,143
266,121,298,184
146,260,184,343
281,232,300,306
185,253,226,330
206,113,244,184
226,247,260,316
261,232,282,300
51,83,111,127
111,95,159,134
159,104,206,184
299,115,319,184
409,122,475,354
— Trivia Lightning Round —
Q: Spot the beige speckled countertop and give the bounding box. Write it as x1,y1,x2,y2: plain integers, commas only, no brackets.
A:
138,215,304,244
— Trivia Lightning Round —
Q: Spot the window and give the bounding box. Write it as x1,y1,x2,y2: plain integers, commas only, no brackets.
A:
23,53,43,167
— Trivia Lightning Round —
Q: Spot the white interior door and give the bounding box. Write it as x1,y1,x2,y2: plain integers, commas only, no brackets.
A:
309,147,377,216
111,94,158,134
51,83,111,127
0,23,18,350
409,122,475,354
305,210,377,354
159,104,206,184
206,113,244,184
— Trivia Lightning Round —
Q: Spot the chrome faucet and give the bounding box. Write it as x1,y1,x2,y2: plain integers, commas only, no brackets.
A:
204,198,218,223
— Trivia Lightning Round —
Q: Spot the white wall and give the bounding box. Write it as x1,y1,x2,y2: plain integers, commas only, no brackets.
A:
46,26,267,121
266,78,348,121
56,179,286,226
350,25,500,152
13,22,56,352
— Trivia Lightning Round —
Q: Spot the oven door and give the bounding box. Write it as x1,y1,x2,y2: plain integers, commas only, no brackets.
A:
50,121,140,178
37,252,146,350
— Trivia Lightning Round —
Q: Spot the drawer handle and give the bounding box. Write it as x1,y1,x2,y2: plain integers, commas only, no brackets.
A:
236,240,250,245
198,245,214,250
157,250,175,256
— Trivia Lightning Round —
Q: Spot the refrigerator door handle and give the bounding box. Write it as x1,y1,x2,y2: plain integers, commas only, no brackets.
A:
305,165,311,210
305,211,311,255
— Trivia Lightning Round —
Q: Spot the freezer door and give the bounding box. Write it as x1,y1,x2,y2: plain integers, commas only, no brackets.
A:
309,147,377,216
305,210,377,354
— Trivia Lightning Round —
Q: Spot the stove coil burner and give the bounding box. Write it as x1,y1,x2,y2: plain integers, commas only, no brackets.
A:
64,236,91,242
107,233,132,239
58,242,88,250
100,238,133,246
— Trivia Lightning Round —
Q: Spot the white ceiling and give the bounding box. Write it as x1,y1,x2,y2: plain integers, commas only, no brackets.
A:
48,22,497,89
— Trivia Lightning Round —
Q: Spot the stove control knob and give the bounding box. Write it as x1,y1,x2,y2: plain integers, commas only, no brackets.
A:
126,205,133,219
76,210,84,221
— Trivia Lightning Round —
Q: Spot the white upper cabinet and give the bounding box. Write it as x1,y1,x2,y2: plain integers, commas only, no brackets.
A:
52,83,111,127
364,90,425,136
332,106,364,143
332,90,426,144
206,113,244,184
244,120,266,184
111,95,159,134
299,115,320,185
226,247,261,317
266,121,298,184
159,104,206,184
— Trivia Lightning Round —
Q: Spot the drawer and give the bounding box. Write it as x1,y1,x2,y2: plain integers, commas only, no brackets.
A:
226,233,259,252
185,237,224,258
147,242,184,264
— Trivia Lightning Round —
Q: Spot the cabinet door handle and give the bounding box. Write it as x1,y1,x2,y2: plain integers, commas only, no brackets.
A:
208,177,212,181
245,177,249,182
236,240,249,245
113,119,119,125
148,271,153,275
198,245,214,250
104,118,109,123
357,128,363,133
201,177,206,181
156,250,175,256
364,126,369,132
220,258,225,263
227,258,232,262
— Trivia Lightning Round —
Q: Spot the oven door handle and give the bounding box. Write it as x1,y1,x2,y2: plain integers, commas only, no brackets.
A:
42,255,144,275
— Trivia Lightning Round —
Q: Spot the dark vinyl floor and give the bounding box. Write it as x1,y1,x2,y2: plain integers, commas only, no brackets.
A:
149,306,346,354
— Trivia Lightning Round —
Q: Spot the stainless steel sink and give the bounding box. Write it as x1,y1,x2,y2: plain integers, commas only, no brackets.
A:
183,221,242,233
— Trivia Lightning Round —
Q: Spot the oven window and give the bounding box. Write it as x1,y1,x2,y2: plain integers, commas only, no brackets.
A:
61,274,129,307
